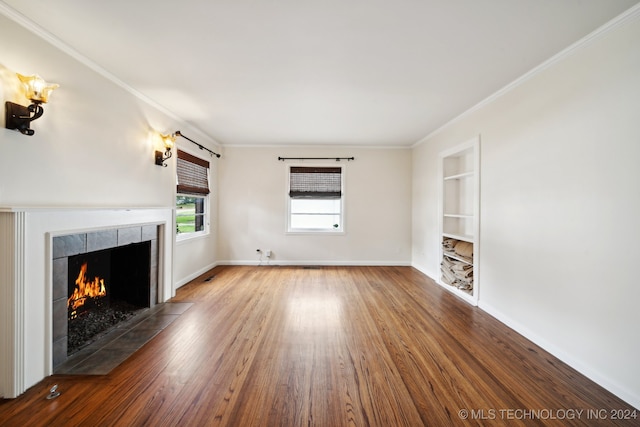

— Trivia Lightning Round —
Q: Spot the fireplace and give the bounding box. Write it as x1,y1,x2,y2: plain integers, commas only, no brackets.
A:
66,240,152,354
52,225,159,370
0,207,173,398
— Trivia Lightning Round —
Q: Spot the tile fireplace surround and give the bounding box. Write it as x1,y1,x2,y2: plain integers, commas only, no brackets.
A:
52,224,160,370
0,207,174,399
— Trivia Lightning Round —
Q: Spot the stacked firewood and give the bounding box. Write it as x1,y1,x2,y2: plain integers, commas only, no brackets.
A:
441,238,473,291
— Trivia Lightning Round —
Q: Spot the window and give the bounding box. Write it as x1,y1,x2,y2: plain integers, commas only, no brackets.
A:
288,166,343,232
176,150,210,240
176,195,206,234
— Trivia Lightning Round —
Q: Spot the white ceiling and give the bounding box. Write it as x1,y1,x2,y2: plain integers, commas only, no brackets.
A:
2,0,638,147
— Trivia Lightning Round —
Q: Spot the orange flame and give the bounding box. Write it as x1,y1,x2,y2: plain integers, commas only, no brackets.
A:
67,262,107,312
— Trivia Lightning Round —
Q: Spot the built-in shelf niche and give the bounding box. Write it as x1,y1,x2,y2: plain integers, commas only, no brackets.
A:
438,136,480,305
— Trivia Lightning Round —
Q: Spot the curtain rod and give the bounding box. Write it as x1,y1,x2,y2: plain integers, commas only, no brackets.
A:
278,156,354,161
175,131,221,158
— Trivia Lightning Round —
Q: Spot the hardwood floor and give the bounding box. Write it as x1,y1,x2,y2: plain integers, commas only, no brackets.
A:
0,266,636,426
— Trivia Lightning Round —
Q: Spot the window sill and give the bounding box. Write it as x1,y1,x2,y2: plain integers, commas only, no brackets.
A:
286,230,346,236
176,231,210,245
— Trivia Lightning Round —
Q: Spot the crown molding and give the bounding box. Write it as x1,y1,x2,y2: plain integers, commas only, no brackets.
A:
219,143,411,150
0,1,220,148
0,3,174,119
412,2,640,148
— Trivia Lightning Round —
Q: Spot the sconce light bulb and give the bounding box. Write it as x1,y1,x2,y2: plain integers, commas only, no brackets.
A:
160,132,176,150
17,73,59,104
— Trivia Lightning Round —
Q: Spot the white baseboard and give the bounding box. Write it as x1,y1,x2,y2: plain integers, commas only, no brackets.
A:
410,262,639,409
218,260,412,267
411,262,438,281
177,261,640,409
175,260,410,285
478,301,640,410
175,261,219,288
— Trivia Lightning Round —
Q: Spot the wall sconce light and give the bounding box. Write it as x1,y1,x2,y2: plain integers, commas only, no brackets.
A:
155,132,177,167
5,73,59,136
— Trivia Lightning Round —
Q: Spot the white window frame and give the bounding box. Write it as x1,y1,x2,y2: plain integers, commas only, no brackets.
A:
176,193,210,242
286,164,345,235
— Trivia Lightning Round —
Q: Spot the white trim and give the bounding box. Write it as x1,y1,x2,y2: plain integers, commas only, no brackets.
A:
285,231,346,236
0,208,174,398
220,260,412,267
175,230,210,245
175,146,213,242
0,212,26,398
174,261,220,288
0,206,172,213
410,262,436,280
3,1,638,151
412,3,640,148
222,143,412,150
411,261,640,410
0,2,220,149
0,215,8,398
437,136,480,306
286,163,346,234
175,194,210,243
479,301,640,410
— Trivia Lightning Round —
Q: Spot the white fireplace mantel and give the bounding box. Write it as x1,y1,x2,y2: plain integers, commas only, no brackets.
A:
0,207,175,398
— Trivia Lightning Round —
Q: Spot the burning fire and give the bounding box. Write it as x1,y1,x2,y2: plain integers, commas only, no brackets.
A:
67,262,107,313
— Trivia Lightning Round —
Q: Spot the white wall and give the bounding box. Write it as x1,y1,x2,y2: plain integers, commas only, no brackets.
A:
0,11,223,397
4,0,638,407
219,146,412,265
173,142,220,287
0,16,174,207
0,13,219,289
412,13,640,408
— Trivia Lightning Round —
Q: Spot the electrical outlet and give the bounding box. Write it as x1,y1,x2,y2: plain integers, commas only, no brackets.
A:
265,250,271,257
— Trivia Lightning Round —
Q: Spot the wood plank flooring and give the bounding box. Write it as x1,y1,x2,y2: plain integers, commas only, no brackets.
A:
0,266,636,426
